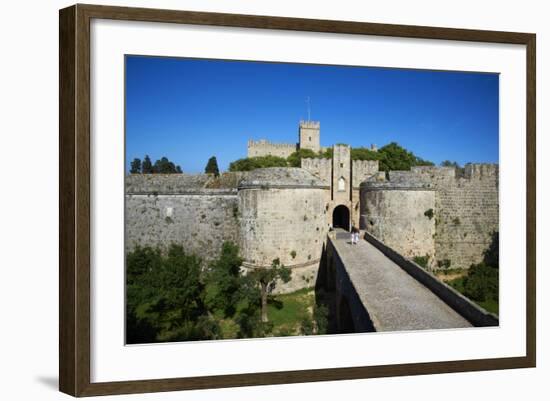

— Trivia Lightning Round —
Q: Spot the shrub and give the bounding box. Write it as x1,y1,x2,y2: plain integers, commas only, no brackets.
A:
462,262,499,302
313,304,329,335
424,208,434,220
287,149,318,167
350,147,380,161
413,255,429,268
126,244,211,343
375,142,434,171
483,231,499,268
229,155,288,171
437,259,451,269
300,317,315,335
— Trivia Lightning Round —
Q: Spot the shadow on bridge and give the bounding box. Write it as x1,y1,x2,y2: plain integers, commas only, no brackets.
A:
315,238,376,335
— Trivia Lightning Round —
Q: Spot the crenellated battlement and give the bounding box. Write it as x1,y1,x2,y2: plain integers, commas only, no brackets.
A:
301,157,332,168
463,163,499,179
301,157,332,185
352,160,379,188
247,139,297,148
410,163,499,182
247,139,297,158
299,120,320,129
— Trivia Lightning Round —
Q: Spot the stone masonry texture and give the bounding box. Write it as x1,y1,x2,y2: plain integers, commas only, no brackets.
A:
360,164,499,270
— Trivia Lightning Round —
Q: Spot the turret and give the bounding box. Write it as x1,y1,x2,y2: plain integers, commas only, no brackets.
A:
298,120,321,152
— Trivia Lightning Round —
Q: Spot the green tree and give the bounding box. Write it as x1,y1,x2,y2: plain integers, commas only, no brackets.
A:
142,155,153,174
234,298,269,338
203,242,266,338
229,155,288,172
377,142,434,171
249,258,291,322
152,157,181,174
130,158,142,174
205,156,220,177
287,148,319,167
350,147,380,161
313,304,329,334
319,148,333,159
300,304,329,335
441,160,460,168
483,231,499,269
204,242,244,317
462,262,499,302
126,245,220,343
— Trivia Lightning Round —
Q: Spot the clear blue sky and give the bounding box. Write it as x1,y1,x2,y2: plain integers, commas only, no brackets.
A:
126,55,499,173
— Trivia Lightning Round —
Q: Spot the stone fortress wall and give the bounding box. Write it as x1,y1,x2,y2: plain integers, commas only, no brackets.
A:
413,164,499,270
125,169,332,293
238,168,330,292
360,181,436,262
352,160,380,188
247,139,297,159
126,119,499,299
301,157,332,185
360,164,499,269
125,174,242,263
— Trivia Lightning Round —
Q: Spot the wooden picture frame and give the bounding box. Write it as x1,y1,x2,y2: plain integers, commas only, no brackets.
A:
59,3,536,397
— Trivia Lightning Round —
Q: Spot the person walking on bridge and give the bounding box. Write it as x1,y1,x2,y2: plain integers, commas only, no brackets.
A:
350,226,359,245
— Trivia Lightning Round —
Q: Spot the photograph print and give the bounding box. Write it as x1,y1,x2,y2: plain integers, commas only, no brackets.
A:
125,55,499,344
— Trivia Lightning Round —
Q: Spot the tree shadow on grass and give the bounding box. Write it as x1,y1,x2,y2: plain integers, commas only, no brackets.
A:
267,296,283,310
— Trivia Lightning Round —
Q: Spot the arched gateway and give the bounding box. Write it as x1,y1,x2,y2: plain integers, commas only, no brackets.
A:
332,205,350,231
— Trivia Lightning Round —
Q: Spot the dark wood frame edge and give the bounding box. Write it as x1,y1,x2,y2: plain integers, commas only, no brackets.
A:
59,3,536,397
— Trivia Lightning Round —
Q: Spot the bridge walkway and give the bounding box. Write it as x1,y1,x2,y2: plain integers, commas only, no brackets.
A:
331,229,472,331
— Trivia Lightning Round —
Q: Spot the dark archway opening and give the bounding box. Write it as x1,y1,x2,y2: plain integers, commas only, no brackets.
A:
332,205,350,231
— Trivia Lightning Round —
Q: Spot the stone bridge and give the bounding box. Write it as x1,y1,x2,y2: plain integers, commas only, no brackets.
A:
317,229,498,333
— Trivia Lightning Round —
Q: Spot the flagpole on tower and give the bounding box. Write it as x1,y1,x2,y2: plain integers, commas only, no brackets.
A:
306,96,311,121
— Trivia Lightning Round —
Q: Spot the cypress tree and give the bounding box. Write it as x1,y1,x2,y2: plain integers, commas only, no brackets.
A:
205,156,220,177
142,155,153,174
130,158,142,174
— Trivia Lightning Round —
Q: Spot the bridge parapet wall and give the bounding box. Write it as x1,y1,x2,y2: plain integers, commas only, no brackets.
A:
325,234,377,332
363,231,499,327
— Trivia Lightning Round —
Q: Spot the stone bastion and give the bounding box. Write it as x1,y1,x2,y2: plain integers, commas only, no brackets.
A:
125,168,332,293
360,177,437,264
360,164,499,270
238,168,330,292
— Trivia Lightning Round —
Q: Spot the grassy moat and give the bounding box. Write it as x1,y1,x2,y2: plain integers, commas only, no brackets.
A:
126,243,328,344
217,288,319,338
126,241,498,344
435,269,499,315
